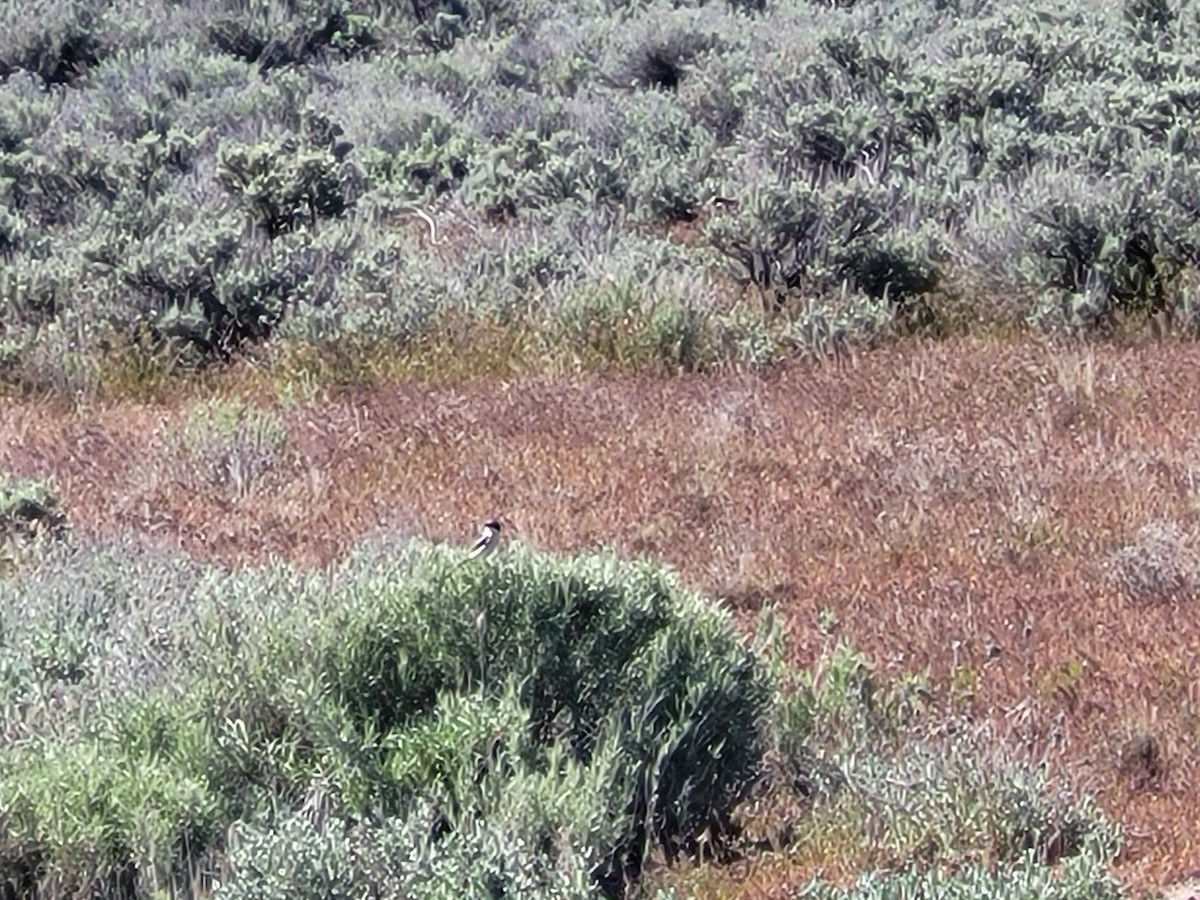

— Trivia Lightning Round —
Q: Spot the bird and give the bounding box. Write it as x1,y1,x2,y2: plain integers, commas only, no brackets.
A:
467,518,502,561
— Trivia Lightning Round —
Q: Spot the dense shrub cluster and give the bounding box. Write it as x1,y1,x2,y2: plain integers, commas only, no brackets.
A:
0,534,772,897
0,533,1122,898
5,0,1200,385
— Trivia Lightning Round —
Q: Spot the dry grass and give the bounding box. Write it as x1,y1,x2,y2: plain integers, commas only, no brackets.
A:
4,333,1200,893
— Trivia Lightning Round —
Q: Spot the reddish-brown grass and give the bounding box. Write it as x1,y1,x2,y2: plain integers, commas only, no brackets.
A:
3,333,1200,893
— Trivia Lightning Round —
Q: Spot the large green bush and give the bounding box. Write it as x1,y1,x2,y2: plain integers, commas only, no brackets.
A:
0,534,771,897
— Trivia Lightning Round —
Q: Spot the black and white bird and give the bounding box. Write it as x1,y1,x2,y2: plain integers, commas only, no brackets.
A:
467,518,502,561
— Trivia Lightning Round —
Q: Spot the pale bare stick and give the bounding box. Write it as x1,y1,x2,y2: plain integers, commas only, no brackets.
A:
392,205,444,246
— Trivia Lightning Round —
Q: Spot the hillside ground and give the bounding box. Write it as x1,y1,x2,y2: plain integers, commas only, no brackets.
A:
3,333,1199,896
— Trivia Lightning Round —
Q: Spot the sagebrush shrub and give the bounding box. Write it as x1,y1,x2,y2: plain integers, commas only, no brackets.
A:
0,534,772,897
174,396,290,495
1106,520,1200,602
796,851,1124,900
0,0,103,84
0,474,67,548
11,0,1200,376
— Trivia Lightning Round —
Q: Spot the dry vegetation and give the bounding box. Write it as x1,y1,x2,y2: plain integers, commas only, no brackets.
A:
8,0,1200,893
3,333,1200,894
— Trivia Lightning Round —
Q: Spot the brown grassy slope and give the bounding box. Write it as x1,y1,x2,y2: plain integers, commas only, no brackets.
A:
3,334,1200,890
